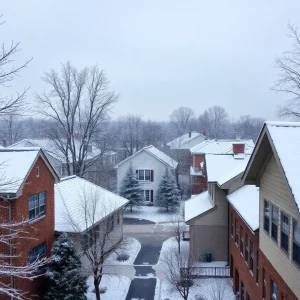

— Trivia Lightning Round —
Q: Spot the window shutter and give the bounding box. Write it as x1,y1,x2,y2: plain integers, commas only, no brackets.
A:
151,170,154,182
151,190,154,202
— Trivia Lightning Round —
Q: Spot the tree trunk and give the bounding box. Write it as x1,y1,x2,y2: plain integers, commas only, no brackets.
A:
94,277,101,300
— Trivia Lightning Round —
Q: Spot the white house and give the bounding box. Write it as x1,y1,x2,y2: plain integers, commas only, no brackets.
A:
167,131,205,150
115,145,178,205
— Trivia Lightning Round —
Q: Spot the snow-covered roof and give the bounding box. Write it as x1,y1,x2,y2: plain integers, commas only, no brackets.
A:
9,139,109,163
206,154,251,183
55,176,129,232
185,191,214,222
227,185,260,231
265,121,300,211
190,139,254,155
167,132,205,149
0,148,40,194
115,145,178,169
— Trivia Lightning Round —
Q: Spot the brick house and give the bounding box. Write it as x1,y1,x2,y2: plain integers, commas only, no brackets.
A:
189,139,254,194
0,148,59,299
243,121,300,299
54,175,129,270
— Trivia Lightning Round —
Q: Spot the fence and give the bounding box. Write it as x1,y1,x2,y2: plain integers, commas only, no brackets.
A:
181,267,230,279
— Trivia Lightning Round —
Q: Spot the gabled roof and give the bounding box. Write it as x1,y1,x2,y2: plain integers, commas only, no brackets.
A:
114,145,178,169
55,176,129,232
244,121,300,212
205,154,251,183
167,131,205,149
184,191,214,222
9,138,108,163
0,148,59,196
227,185,260,232
190,139,254,155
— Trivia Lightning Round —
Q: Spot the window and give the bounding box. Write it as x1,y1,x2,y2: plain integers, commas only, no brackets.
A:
293,220,300,267
250,241,254,273
141,190,153,202
246,293,251,300
29,242,46,264
235,219,239,245
264,200,270,234
245,234,249,264
263,269,266,299
28,192,46,220
271,280,277,300
208,183,215,200
271,205,279,242
36,166,40,178
240,227,244,255
281,212,289,253
231,213,233,236
137,169,151,181
241,281,245,300
256,250,259,284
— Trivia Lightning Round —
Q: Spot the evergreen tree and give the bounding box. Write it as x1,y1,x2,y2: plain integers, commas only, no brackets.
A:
44,232,87,300
156,168,180,212
119,164,143,212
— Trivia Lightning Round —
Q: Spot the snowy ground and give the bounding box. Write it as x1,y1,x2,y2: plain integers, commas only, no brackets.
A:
86,275,131,300
86,237,141,299
124,203,185,223
105,237,141,266
154,237,235,300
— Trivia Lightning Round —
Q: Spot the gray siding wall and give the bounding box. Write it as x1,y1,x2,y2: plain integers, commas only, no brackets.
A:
188,185,228,262
260,155,300,298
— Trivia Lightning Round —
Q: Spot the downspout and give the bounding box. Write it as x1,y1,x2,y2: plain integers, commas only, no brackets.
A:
4,198,14,299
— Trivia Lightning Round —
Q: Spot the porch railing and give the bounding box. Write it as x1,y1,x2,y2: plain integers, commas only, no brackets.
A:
181,267,230,279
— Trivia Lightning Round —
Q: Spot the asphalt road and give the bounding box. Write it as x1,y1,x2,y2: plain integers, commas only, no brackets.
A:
124,218,173,300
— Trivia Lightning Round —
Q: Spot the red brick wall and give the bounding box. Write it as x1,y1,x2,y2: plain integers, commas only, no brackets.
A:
259,251,297,300
0,156,55,299
191,176,208,194
193,154,205,168
229,205,260,299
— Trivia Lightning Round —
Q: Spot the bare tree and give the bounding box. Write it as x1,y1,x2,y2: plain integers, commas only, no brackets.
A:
169,214,186,254
234,115,264,142
198,106,229,139
65,187,124,300
0,115,24,145
141,120,165,148
36,61,118,176
158,241,194,300
0,16,31,115
273,23,300,118
170,107,195,135
197,278,232,300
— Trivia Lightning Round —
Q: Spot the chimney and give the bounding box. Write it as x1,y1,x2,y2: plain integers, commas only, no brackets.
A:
188,131,192,138
233,143,245,155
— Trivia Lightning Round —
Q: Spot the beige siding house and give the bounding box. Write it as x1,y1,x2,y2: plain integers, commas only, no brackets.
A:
54,175,129,271
244,121,300,298
185,142,253,262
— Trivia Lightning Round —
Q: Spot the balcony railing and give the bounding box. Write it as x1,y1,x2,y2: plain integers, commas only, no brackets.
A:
180,267,230,279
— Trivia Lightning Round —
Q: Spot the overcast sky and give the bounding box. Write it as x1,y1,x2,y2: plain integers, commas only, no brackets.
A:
1,1,300,121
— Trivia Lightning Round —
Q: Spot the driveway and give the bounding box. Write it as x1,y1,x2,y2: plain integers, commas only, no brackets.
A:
124,218,173,300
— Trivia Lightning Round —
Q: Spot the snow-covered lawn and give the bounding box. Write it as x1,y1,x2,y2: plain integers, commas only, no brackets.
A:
155,237,235,300
86,275,130,300
124,205,184,223
105,237,141,266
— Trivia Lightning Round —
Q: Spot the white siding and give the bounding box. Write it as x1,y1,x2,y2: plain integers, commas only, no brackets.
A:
117,150,175,204
260,155,300,298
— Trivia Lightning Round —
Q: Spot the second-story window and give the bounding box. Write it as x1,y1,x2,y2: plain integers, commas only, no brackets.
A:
235,219,239,245
263,269,266,299
245,234,249,264
137,169,151,181
240,227,244,255
293,220,300,267
271,205,279,242
28,192,46,220
231,213,234,236
271,280,277,300
264,200,270,234
29,242,46,264
250,241,254,273
256,250,259,284
281,212,289,254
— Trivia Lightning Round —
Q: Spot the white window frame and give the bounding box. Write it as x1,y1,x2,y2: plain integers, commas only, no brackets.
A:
142,189,151,201
208,183,215,201
137,169,151,181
